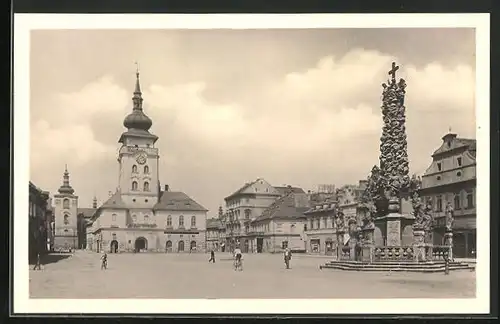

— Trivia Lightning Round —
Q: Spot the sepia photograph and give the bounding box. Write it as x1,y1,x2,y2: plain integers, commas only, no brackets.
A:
14,14,490,314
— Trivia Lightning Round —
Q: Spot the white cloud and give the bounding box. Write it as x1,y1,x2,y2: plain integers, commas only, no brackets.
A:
29,48,476,211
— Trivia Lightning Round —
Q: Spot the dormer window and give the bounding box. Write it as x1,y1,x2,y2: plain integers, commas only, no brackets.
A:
132,165,138,173
437,162,442,172
457,157,462,167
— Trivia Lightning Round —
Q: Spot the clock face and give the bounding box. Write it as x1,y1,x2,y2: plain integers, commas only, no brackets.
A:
136,153,147,165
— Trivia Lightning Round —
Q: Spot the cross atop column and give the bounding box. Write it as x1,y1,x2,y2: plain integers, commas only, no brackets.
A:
388,61,399,81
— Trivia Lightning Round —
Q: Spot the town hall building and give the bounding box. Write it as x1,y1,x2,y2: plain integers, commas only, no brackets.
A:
86,70,208,253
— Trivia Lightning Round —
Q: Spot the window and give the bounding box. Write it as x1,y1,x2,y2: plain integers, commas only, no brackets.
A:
144,165,149,174
64,214,69,225
143,182,150,192
466,189,474,209
179,215,184,227
316,218,320,229
304,224,307,231
132,181,138,191
454,194,461,210
144,215,149,223
167,215,172,227
112,214,117,222
436,195,443,212
437,162,442,171
132,165,138,173
63,198,70,209
191,216,196,228
290,224,295,233
457,157,462,167
323,218,327,228
282,241,288,249
309,219,313,230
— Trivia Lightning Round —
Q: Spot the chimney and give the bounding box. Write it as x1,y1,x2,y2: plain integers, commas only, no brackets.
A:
164,185,169,192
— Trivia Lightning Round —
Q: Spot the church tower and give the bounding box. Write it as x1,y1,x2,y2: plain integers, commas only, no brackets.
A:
53,165,78,249
117,67,160,207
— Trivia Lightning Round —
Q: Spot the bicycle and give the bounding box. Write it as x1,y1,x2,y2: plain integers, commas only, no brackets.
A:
233,257,243,271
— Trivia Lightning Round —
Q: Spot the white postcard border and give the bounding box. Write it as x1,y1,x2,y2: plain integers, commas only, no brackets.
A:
13,13,490,314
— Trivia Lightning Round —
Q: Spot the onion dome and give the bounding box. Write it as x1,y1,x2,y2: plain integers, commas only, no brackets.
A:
123,68,153,131
58,164,75,195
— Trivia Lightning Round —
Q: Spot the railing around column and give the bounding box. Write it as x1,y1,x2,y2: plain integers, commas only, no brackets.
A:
374,246,414,261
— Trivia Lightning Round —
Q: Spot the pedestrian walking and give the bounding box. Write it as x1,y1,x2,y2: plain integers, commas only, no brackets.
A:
33,252,42,270
100,252,108,270
284,248,292,269
208,249,216,263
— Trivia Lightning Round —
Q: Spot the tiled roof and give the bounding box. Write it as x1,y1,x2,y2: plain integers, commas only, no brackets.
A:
252,193,308,222
274,186,306,196
154,191,208,212
224,179,260,200
77,208,97,218
100,190,128,209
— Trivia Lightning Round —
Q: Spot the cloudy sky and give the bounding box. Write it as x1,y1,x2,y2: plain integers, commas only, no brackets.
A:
29,28,476,215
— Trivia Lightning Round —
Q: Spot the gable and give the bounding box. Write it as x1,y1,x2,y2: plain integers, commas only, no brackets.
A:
242,179,279,195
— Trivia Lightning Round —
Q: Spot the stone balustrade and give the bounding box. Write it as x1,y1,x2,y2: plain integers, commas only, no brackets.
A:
374,246,414,261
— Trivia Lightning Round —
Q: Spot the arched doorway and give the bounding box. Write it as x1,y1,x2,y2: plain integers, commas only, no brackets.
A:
178,240,184,252
244,240,249,253
135,237,147,252
190,241,197,252
165,240,172,253
110,240,119,253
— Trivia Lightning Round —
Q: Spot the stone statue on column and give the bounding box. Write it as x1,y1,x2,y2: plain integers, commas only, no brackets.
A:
444,202,454,260
445,201,454,232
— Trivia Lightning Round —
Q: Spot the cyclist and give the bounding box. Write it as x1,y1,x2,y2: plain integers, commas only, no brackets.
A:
233,247,243,271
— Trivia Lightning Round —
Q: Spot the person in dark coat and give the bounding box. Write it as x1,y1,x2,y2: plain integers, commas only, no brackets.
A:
208,249,216,263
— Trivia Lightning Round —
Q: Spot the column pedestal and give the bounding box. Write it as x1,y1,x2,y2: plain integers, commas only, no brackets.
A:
361,227,375,263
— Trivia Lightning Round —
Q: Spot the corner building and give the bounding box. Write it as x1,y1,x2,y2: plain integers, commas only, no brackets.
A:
87,71,208,253
419,131,476,258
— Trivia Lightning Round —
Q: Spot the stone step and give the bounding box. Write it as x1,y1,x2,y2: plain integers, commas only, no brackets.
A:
325,261,469,268
319,264,472,273
319,260,473,273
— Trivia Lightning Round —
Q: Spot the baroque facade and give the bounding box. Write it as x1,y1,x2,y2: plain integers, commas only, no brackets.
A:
86,71,208,253
419,131,476,258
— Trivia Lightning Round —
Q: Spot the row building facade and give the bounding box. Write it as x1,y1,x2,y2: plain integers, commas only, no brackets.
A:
28,182,51,262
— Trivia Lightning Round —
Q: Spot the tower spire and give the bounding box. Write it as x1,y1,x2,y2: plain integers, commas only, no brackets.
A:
92,194,97,209
58,164,75,195
132,61,143,111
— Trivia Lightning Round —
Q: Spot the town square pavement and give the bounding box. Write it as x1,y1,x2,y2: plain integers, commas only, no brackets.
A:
29,250,476,299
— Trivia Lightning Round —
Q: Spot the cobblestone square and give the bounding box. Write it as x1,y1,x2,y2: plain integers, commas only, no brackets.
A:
29,251,476,299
